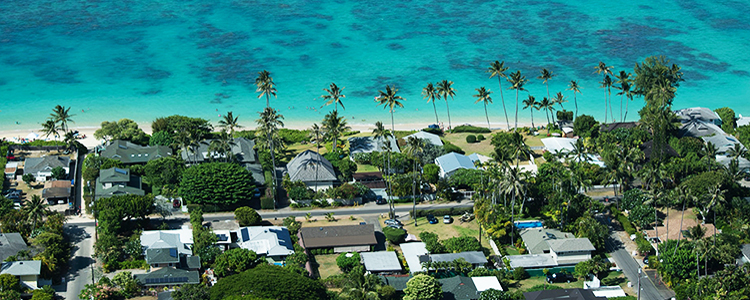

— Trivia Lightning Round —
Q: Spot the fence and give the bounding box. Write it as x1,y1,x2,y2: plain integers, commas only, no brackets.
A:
525,266,576,277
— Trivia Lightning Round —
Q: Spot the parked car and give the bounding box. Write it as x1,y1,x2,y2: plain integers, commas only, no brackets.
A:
386,224,403,229
172,199,181,208
427,214,438,224
384,219,403,226
546,272,575,283
643,256,649,265
443,215,452,224
375,195,387,205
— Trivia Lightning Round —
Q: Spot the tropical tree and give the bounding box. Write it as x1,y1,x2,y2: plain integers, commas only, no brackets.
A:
553,92,567,112
375,86,405,217
322,110,350,152
25,195,48,231
63,131,78,151
487,61,511,131
600,75,614,123
405,137,424,226
255,70,276,108
208,130,237,162
538,68,556,103
522,95,538,129
50,105,75,133
41,120,59,140
218,111,242,137
567,80,582,119
474,87,493,129
422,82,440,124
726,143,748,162
538,97,554,134
256,107,284,203
594,62,613,123
321,82,346,112
309,123,324,191
614,71,633,122
436,80,455,130
507,71,529,132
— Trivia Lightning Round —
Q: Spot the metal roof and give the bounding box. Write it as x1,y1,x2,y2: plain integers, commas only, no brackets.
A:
404,131,443,146
101,140,172,164
430,251,487,265
547,238,595,253
236,226,295,257
0,233,28,262
180,137,257,164
135,267,200,286
360,251,402,272
23,156,70,175
1,260,41,276
435,152,476,175
400,242,429,273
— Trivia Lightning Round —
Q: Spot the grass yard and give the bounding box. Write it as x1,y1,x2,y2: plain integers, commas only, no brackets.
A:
356,163,379,173
510,276,583,291
300,215,365,226
313,254,342,279
399,217,492,251
441,132,496,157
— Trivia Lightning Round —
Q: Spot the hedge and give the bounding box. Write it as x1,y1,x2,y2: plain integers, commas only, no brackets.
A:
612,207,636,235
410,207,473,218
260,196,275,210
452,125,491,133
422,128,443,135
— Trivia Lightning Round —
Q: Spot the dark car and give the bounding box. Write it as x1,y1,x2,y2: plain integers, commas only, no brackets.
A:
643,256,649,265
546,272,575,283
375,195,387,205
427,214,438,224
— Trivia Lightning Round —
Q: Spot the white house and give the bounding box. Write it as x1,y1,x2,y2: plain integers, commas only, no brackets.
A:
547,238,596,266
1,260,41,289
434,152,476,178
23,156,70,182
236,226,295,265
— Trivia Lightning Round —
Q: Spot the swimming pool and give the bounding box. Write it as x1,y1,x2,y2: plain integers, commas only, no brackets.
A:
515,221,543,229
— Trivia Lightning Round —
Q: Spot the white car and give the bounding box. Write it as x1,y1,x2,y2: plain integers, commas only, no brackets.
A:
443,215,452,224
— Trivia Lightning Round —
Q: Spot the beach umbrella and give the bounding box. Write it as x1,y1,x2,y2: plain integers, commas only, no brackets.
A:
26,132,39,140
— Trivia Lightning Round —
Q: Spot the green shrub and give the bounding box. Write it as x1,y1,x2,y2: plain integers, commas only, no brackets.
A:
452,125,491,133
526,284,562,292
512,267,528,280
476,134,485,141
466,135,477,143
235,207,262,226
382,227,406,244
278,128,310,144
423,164,439,184
410,207,473,218
260,196,275,210
423,128,443,135
335,252,361,273
714,107,736,134
443,142,465,154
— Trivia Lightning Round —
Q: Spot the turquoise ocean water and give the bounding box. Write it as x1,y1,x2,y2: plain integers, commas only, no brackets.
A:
1,0,749,131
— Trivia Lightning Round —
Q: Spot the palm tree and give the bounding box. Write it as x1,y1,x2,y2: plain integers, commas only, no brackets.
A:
567,80,582,119
422,83,440,124
553,92,567,125
208,130,237,162
538,97,554,134
473,87,493,129
703,142,719,172
25,195,48,230
309,123,324,191
63,131,78,151
405,136,424,226
522,95,539,129
41,120,59,140
50,105,75,133
726,143,748,162
507,71,529,132
375,86,405,217
321,82,346,113
594,62,613,123
600,75,614,123
218,111,243,137
256,107,284,204
322,111,351,152
436,80,455,131
570,139,588,163
487,61,511,131
255,70,276,108
538,68,556,104
614,71,632,122
501,166,525,244
373,121,394,215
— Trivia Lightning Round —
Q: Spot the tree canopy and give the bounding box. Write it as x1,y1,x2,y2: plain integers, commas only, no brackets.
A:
210,264,327,300
213,248,259,277
94,119,150,145
403,274,442,300
179,162,255,205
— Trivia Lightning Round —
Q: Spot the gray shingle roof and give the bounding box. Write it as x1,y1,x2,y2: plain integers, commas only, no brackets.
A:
99,167,131,183
135,267,200,286
348,136,401,155
146,248,180,264
524,288,607,300
674,107,721,124
430,251,487,265
299,224,377,249
23,156,70,175
439,276,479,300
547,238,595,253
703,134,745,154
236,226,295,257
435,152,476,175
141,230,192,256
678,119,725,138
101,140,172,164
404,132,443,146
378,275,412,291
520,228,570,254
42,187,71,199
361,251,402,272
1,260,41,276
286,150,337,183
94,178,145,199
180,137,257,164
0,233,28,262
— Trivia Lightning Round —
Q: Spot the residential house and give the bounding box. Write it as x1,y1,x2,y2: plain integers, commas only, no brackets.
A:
42,180,72,205
640,140,680,161
439,275,480,300
541,137,605,167
353,172,386,189
100,140,172,165
94,167,145,200
674,107,722,126
180,137,264,183
135,266,200,289
360,251,402,274
702,134,745,155
299,224,377,253
23,156,70,182
435,152,476,178
678,119,725,138
507,232,595,269
140,229,195,270
520,228,570,254
524,288,607,300
286,150,338,191
5,162,18,180
0,233,29,262
737,114,750,127
472,276,503,292
467,153,492,167
547,238,595,266
235,226,295,265
349,136,401,158
1,260,42,289
400,242,429,273
404,131,443,147
430,251,488,269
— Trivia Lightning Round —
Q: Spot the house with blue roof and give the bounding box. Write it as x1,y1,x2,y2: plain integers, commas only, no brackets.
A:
434,152,476,178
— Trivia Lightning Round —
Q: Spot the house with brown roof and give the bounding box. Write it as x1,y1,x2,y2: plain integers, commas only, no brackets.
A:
299,224,377,253
42,180,72,204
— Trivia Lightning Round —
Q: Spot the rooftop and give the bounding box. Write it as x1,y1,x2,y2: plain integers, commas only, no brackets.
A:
348,136,401,155
506,254,558,269
430,251,488,265
439,275,479,300
23,156,70,175
0,260,41,276
99,167,131,183
236,226,295,257
471,276,503,292
678,119,725,138
286,150,337,183
180,137,257,164
404,131,443,146
135,267,200,286
141,230,193,256
101,140,172,164
299,224,377,249
146,248,180,264
547,238,596,253
674,107,721,123
540,137,576,153
435,152,476,175
524,288,607,300
360,251,402,272
400,242,429,273
0,233,29,262
519,228,570,254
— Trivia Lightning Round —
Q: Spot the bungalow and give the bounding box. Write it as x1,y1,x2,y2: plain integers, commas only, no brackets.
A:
180,137,264,183
135,266,200,289
236,226,295,265
94,167,145,200
524,288,607,300
400,242,429,273
547,238,595,266
360,251,402,274
299,224,377,253
0,233,29,262
404,131,443,147
100,140,172,165
674,107,722,126
520,228,570,254
1,260,42,289
4,162,18,180
23,156,70,182
42,180,72,204
434,152,476,178
508,233,594,269
377,275,499,300
286,150,337,191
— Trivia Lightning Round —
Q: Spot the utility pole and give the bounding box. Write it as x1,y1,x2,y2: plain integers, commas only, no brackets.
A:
637,268,641,300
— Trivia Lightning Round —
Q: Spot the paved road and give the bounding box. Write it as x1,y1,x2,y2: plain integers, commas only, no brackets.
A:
59,224,96,300
604,231,672,300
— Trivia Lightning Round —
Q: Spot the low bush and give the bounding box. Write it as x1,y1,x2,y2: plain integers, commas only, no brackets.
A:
382,227,406,244
423,128,443,135
466,135,477,143
513,267,528,280
526,284,562,292
260,196,275,210
452,125,491,133
477,134,485,141
278,128,310,144
443,142,465,154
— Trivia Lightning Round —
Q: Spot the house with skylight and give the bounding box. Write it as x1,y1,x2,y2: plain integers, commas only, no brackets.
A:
94,167,145,200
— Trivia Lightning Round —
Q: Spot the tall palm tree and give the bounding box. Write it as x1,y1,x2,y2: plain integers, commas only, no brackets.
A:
594,62,613,123
567,80,582,119
209,130,237,162
501,166,525,244
600,75,615,123
726,143,748,162
614,71,632,122
522,95,539,129
309,123,324,191
570,139,588,163
25,195,48,230
436,80,455,130
405,136,424,226
255,70,276,108
50,105,75,133
375,86,405,217
41,120,59,140
322,111,351,152
63,131,78,151
256,107,284,204
473,87,493,129
422,83,440,124
538,97,554,134
703,141,718,172
487,61,511,131
321,82,346,112
553,92,567,125
507,71,529,132
372,121,393,215
538,68,556,104
218,111,243,137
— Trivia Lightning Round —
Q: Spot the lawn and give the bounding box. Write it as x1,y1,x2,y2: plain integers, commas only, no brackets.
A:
300,215,365,226
356,163,379,173
313,254,342,279
399,217,493,251
441,132,496,157
511,275,583,291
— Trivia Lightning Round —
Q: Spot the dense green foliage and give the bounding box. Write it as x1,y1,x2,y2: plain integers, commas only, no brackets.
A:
574,216,608,250
336,252,361,273
180,162,255,205
210,264,328,300
573,114,598,138
235,207,262,226
213,248,259,277
173,284,211,300
452,125,491,133
442,141,465,154
443,236,482,253
152,115,213,139
144,156,185,194
382,226,406,244
714,107,735,134
419,232,446,254
403,274,442,300
448,168,485,190
423,163,439,184
466,135,477,143
94,119,150,145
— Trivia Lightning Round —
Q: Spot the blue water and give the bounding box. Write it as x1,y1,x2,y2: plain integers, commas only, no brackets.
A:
1,0,749,131
515,221,543,229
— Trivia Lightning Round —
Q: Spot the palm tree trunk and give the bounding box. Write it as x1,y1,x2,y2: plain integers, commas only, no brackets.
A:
484,103,490,129
413,159,417,227
269,132,278,207
620,94,624,122
514,90,520,132
498,78,510,131
545,108,551,135
432,101,439,124
603,87,608,124
390,111,396,218
574,93,578,120
624,96,630,121
445,97,452,131
530,109,535,129
608,88,615,123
